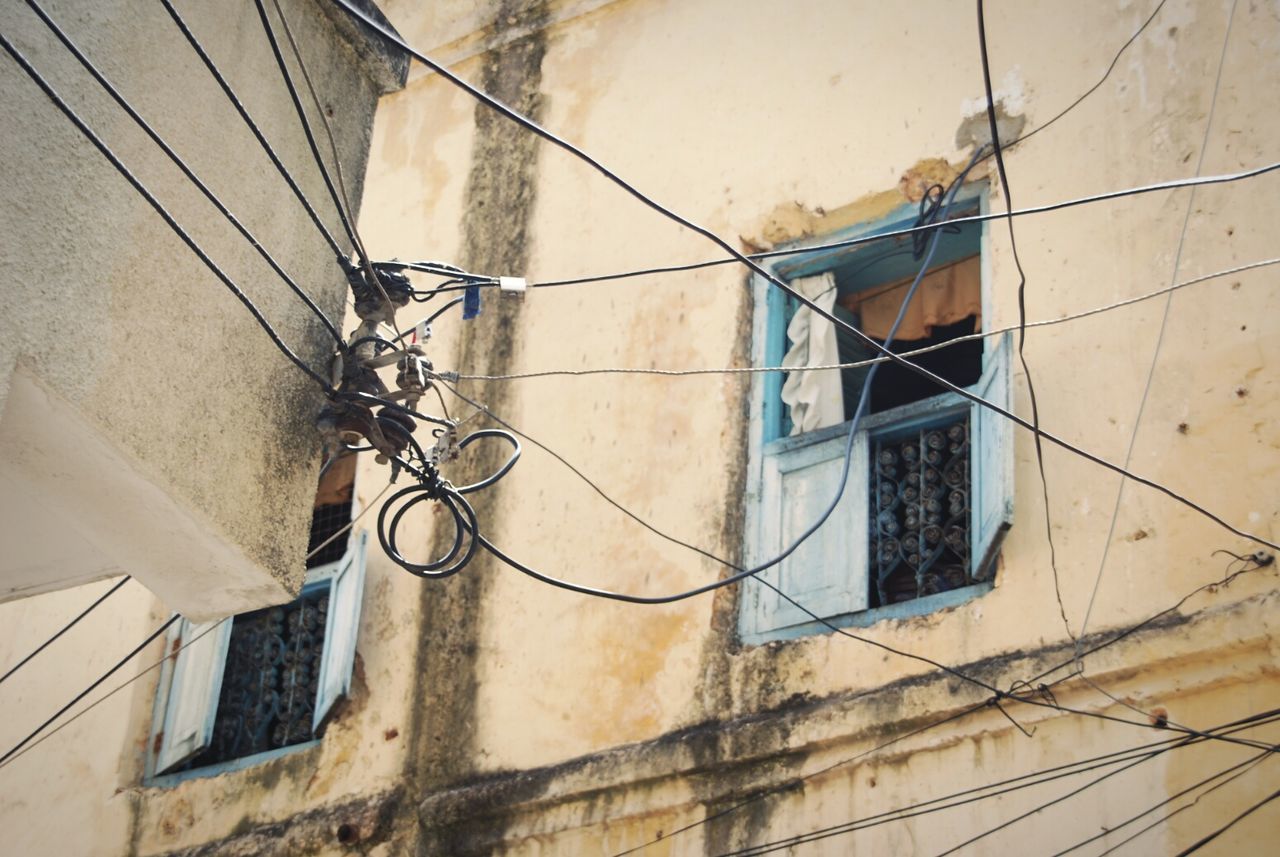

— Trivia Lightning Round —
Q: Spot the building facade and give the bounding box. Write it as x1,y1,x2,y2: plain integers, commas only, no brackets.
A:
2,0,1278,854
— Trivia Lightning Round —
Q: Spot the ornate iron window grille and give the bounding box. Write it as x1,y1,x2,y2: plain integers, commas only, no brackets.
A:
870,411,972,607
175,589,330,771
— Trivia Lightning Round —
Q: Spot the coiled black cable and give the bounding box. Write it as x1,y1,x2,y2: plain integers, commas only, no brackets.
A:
375,429,520,578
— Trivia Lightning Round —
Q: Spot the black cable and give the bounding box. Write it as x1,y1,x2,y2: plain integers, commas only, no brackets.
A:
379,483,479,578
440,379,1269,756
0,614,179,765
157,0,345,259
419,296,466,330
335,0,1203,305
346,335,399,354
375,429,520,578
0,30,335,393
1095,754,1272,855
717,709,1280,857
609,702,992,857
431,150,982,607
521,161,1280,290
449,429,522,494
932,739,1188,856
252,0,362,257
934,704,1277,857
0,576,131,686
1173,786,1280,856
977,0,1071,640
24,0,344,349
438,379,735,571
334,4,1279,551
1053,747,1274,857
369,297,463,349
1023,551,1275,689
981,0,1168,164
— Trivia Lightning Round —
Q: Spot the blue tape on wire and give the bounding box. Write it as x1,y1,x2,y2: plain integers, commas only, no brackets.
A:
462,285,481,320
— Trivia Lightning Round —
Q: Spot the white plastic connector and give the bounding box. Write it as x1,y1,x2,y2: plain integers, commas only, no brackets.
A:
499,276,527,300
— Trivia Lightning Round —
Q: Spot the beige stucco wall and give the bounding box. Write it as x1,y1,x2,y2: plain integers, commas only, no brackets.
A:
0,0,400,617
0,0,1277,855
359,0,1280,851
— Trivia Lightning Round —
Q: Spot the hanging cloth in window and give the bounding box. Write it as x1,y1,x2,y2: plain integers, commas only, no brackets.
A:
781,272,844,435
840,256,981,341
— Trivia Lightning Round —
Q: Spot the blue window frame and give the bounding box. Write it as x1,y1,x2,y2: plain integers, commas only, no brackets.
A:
740,185,1013,645
146,532,367,782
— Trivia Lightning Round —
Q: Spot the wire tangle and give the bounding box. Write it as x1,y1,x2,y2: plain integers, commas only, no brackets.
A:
375,429,521,579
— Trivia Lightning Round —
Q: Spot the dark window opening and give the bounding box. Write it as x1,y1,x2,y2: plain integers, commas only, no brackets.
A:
833,254,984,417
308,453,355,568
858,315,982,414
308,500,353,568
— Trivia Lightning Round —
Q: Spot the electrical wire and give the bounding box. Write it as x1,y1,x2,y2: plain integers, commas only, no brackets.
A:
648,705,1280,857
714,710,1280,857
1094,753,1272,855
252,0,360,257
0,614,178,766
1053,746,1274,856
1076,0,1239,659
441,372,1272,762
971,0,1169,167
976,0,1071,643
156,0,345,259
0,617,227,776
0,576,131,687
0,29,335,393
402,161,1280,294
436,379,735,570
0,480,394,772
612,546,1277,853
448,257,1280,383
931,739,1197,856
380,0,1174,297
933,733,1276,857
22,0,344,349
610,702,991,857
326,0,1280,533
119,2,1275,841
256,0,406,343
427,151,981,605
1077,670,1272,753
1024,549,1276,696
607,550,1275,854
1172,786,1280,856
326,10,1280,553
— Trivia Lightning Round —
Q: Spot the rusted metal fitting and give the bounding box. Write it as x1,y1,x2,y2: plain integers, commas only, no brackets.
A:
346,261,412,324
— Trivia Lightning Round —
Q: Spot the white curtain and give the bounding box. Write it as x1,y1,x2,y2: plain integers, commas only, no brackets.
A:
780,272,844,435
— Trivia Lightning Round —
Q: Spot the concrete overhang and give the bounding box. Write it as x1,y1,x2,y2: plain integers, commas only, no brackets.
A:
0,369,291,620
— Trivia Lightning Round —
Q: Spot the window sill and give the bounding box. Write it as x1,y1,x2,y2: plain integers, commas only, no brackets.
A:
741,581,993,647
764,390,969,456
144,739,321,788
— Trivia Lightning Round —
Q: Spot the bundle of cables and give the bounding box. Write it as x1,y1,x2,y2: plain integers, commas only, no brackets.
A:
376,428,521,579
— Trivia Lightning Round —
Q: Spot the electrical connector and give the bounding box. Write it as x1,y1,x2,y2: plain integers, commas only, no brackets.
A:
499,276,527,300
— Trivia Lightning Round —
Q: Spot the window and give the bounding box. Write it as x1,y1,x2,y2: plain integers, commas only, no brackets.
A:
148,461,367,778
740,187,1013,644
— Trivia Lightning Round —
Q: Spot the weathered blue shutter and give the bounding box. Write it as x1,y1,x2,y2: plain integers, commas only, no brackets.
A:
313,531,367,730
743,429,869,642
154,617,232,774
970,333,1013,578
